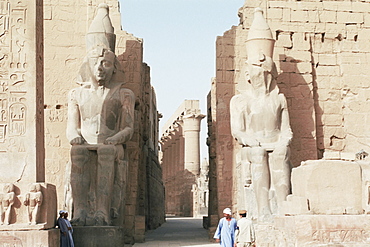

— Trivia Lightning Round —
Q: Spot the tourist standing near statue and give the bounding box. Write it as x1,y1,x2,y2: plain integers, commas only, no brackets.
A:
66,4,135,226
57,210,74,247
230,8,292,221
214,208,237,247
234,210,255,247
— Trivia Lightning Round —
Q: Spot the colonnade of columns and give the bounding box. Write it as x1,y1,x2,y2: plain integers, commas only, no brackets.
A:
160,100,205,216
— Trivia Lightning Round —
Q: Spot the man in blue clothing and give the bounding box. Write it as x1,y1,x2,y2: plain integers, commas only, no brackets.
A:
57,210,74,247
214,208,237,247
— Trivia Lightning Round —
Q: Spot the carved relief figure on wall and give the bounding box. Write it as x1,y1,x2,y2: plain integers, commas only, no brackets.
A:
230,8,292,221
24,183,43,225
0,183,15,225
66,4,135,226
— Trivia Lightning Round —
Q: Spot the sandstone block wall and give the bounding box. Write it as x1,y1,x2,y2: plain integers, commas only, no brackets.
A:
208,0,370,228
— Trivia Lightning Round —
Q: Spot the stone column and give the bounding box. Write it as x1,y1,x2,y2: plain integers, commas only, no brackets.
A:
182,114,205,176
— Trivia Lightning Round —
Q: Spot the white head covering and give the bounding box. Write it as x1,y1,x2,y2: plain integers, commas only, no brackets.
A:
59,210,65,215
223,208,232,215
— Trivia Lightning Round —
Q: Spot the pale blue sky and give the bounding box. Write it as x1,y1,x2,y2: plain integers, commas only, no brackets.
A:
119,0,244,158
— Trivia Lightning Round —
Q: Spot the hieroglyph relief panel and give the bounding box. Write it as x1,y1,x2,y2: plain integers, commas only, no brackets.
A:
0,1,29,153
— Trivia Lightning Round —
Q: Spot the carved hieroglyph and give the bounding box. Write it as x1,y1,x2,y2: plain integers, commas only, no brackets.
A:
66,4,135,226
0,0,44,183
230,8,292,221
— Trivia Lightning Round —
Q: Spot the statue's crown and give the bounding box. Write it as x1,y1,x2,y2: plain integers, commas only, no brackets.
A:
86,3,116,53
246,8,275,60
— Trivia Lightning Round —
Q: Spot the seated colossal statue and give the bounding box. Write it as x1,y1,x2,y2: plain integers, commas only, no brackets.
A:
230,8,292,220
66,4,135,226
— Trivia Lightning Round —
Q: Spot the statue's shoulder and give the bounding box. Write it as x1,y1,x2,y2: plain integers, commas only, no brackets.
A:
231,93,243,101
230,92,250,105
68,85,89,100
118,85,135,99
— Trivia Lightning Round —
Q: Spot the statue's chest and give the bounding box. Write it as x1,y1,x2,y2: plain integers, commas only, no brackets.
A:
79,90,122,119
249,97,278,116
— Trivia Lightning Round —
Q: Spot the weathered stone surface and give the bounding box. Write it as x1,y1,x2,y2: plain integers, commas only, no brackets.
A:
254,215,370,246
73,226,124,247
0,229,59,246
292,160,362,215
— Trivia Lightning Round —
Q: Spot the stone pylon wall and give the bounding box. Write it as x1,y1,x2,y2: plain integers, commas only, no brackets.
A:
43,0,164,243
208,0,370,229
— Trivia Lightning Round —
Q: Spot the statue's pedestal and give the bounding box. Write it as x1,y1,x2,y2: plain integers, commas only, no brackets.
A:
0,229,59,246
255,215,370,247
73,226,125,247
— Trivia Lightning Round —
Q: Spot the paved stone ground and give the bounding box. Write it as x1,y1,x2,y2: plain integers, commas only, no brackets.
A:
131,217,219,247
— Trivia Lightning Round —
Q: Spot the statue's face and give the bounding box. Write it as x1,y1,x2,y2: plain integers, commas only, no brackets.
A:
246,63,265,89
4,183,13,193
30,184,36,192
89,50,115,86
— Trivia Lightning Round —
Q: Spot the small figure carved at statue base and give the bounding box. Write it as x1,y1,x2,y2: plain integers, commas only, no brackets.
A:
24,183,43,225
0,183,15,225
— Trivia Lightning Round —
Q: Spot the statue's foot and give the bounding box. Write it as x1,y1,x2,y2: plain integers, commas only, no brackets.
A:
110,207,119,219
85,216,95,226
71,210,87,226
71,217,86,226
258,213,273,223
94,211,109,226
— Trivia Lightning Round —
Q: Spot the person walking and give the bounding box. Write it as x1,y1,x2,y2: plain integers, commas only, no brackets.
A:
57,210,74,247
234,210,255,247
214,208,237,247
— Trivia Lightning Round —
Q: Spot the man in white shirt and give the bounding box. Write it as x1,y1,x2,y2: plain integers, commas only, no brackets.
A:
234,210,255,247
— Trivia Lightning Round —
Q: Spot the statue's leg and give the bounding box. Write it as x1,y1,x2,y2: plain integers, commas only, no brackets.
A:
31,205,38,225
0,207,3,225
96,145,115,225
70,145,90,226
241,147,252,186
26,205,31,224
4,206,10,225
248,147,271,219
270,146,291,214
111,145,126,220
28,206,32,224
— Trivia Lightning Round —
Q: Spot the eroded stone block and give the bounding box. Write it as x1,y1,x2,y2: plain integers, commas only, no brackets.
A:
292,160,362,215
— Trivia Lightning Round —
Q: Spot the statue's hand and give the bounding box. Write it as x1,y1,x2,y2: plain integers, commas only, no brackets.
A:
240,137,259,147
70,136,85,145
105,136,120,145
277,137,291,147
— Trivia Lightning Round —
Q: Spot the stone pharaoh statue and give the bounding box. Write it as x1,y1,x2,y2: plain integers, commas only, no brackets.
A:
230,8,292,220
66,4,135,226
